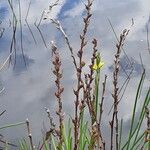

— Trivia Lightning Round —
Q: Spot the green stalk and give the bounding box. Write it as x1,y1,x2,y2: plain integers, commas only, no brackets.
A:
19,139,28,150
126,70,145,150
52,136,57,150
19,141,24,150
133,88,150,144
62,123,68,150
122,80,149,150
68,128,72,150
95,69,100,118
67,119,72,150
81,122,88,150
130,132,145,149
44,141,50,150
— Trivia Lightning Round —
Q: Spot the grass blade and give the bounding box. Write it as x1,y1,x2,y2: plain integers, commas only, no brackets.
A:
124,70,146,149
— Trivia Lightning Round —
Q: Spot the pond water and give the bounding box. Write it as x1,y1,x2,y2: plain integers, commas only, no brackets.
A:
0,0,150,148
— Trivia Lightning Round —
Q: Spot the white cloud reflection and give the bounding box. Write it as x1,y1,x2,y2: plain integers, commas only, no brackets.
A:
0,0,150,146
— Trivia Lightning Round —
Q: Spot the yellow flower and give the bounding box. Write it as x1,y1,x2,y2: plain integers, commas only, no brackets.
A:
92,61,104,70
